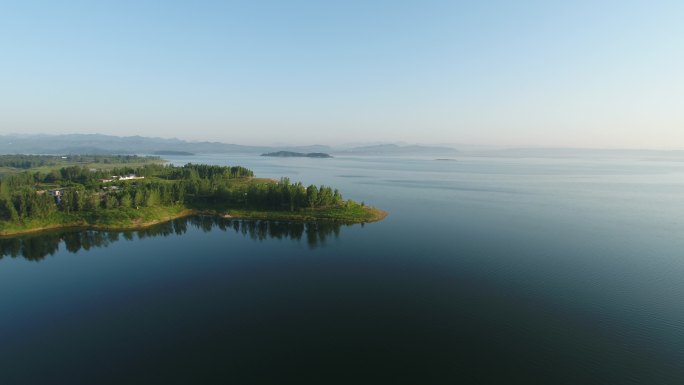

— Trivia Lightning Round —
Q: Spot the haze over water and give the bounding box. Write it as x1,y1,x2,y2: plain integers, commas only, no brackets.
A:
1,153,683,384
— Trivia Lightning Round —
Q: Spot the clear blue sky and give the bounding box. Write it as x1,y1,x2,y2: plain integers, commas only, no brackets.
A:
1,0,682,148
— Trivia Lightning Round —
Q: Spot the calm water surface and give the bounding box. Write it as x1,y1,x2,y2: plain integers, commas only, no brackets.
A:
1,154,684,384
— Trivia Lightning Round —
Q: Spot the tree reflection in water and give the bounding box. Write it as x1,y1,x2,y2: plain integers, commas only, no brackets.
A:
0,216,347,262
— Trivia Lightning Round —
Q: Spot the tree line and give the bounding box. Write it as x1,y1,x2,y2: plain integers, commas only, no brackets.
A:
0,154,160,169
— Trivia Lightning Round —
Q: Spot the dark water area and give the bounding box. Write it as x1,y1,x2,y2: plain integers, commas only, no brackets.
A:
2,154,684,384
0,217,346,261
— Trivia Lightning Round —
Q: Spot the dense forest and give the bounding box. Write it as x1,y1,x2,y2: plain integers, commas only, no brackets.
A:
0,162,351,223
0,154,161,170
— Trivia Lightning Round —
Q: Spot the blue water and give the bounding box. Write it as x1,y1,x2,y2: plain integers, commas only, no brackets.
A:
1,154,684,384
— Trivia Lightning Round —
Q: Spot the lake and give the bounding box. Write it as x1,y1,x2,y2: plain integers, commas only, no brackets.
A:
2,153,684,384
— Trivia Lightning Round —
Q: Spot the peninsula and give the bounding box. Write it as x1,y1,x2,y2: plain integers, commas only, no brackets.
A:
261,151,332,158
0,155,385,236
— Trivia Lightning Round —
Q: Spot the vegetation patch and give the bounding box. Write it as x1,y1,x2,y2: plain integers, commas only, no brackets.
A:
0,156,386,236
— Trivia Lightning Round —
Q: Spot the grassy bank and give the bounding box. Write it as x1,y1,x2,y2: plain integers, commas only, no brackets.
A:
0,203,387,237
0,205,190,236
193,203,387,224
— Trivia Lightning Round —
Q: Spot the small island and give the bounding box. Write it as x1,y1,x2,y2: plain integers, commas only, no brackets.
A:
261,151,332,158
0,155,385,236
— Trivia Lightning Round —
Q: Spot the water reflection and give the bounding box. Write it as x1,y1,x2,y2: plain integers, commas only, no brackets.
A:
0,216,347,262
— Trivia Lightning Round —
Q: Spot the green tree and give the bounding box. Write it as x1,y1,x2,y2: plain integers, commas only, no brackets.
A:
133,190,144,208
104,195,118,209
119,194,132,208
0,197,19,221
144,189,160,207
85,193,100,212
306,185,318,208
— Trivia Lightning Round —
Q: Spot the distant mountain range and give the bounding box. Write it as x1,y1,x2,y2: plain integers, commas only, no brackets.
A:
0,134,267,155
0,134,459,156
3,134,680,158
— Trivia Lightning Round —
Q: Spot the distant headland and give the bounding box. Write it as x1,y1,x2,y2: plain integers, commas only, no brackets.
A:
262,151,332,158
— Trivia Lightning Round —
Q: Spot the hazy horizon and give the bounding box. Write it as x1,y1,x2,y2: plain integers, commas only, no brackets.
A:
2,1,683,149
6,131,684,152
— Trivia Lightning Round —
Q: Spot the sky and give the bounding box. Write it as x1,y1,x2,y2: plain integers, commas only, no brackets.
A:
1,0,683,148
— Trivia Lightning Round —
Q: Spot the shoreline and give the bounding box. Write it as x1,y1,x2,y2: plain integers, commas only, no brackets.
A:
0,206,387,238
